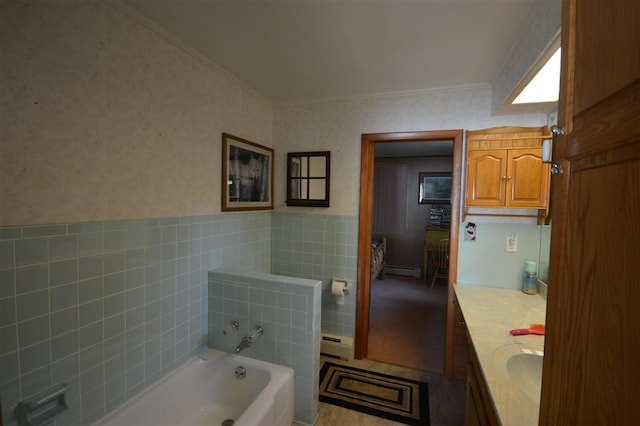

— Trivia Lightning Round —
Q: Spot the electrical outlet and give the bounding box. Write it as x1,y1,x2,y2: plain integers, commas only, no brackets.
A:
506,234,518,252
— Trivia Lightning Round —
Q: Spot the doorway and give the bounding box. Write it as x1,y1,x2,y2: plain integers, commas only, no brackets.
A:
355,130,464,377
368,145,452,372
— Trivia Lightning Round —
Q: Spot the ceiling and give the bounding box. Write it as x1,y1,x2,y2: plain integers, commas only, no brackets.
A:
122,0,538,105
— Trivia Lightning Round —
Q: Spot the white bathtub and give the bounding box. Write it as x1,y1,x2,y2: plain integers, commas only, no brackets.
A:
95,349,294,426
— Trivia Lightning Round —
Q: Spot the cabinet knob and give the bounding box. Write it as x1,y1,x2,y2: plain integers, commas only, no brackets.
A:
551,125,566,137
458,319,466,326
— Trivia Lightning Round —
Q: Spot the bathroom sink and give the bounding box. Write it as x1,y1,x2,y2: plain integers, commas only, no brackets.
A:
492,343,544,403
506,350,543,402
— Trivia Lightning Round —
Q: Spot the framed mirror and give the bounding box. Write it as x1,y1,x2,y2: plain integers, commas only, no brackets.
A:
286,151,330,207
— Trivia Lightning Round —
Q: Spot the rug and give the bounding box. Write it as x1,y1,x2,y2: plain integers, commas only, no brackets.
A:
319,361,430,425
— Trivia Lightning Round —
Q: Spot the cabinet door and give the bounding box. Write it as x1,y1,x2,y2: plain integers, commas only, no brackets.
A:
465,347,499,426
507,148,550,208
453,300,470,380
464,375,483,426
539,0,639,424
466,150,507,207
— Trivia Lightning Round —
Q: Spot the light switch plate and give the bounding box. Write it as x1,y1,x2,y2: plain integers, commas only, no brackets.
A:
506,234,518,252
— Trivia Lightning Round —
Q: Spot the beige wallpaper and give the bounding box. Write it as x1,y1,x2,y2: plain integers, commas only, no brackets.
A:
0,0,273,226
1,0,552,226
491,0,562,113
273,85,549,216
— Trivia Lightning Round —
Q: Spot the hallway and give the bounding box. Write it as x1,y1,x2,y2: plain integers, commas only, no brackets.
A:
367,274,448,373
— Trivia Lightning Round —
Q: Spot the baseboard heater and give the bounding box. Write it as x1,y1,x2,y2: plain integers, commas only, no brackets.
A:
321,333,354,361
385,265,421,278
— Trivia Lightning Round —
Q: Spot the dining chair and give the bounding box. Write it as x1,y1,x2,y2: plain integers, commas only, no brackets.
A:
431,238,449,288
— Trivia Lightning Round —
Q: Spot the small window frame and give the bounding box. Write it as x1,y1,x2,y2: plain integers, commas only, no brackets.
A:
286,151,330,207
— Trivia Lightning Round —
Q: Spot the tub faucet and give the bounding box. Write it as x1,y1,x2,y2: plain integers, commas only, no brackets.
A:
235,326,263,353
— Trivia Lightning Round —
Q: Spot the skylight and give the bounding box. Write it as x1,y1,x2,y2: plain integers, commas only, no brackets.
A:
512,48,561,104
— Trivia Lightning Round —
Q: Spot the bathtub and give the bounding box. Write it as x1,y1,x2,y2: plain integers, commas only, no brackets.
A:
95,349,294,426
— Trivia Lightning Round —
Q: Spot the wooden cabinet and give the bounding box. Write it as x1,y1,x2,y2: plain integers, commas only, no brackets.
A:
452,298,470,381
467,148,549,208
465,126,552,221
465,345,499,426
539,1,639,424
454,297,499,426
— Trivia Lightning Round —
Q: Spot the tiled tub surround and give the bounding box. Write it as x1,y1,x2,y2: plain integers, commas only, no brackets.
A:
208,269,322,426
271,212,358,340
0,213,271,426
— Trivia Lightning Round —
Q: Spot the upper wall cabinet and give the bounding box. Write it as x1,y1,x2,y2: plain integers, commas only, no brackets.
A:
464,126,551,223
286,151,330,207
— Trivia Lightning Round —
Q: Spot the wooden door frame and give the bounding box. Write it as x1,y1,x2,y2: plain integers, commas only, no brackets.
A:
355,129,464,378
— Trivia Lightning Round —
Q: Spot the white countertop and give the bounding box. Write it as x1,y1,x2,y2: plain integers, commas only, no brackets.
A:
454,283,547,426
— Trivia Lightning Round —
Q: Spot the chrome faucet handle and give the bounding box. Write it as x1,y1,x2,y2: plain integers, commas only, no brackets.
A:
223,320,239,335
247,325,263,343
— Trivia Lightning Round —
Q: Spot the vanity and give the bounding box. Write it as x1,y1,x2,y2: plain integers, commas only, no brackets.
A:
453,283,546,425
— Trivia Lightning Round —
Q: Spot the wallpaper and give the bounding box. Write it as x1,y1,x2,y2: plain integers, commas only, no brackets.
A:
0,0,273,227
491,0,562,112
274,85,549,216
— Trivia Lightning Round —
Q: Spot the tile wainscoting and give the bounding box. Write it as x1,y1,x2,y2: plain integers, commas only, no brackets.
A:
0,212,270,426
271,212,358,340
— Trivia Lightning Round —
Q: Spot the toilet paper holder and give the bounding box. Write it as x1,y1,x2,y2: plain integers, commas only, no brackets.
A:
331,279,350,305
332,279,350,293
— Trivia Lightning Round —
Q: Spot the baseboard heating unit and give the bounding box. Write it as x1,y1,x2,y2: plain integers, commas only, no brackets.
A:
321,334,354,361
385,265,421,278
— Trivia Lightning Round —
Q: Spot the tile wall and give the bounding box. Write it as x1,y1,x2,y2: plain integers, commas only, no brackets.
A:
456,222,545,288
207,269,321,425
270,212,358,339
0,212,270,426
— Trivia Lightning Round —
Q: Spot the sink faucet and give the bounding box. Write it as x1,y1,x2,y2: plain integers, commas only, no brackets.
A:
235,326,263,353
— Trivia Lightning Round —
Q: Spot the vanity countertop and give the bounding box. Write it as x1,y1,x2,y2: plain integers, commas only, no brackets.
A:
454,283,547,425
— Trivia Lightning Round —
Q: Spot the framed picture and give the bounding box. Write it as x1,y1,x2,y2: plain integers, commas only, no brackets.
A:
222,133,274,211
419,172,452,204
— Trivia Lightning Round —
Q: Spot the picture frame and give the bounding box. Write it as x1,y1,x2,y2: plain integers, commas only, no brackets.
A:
419,172,452,204
221,133,274,211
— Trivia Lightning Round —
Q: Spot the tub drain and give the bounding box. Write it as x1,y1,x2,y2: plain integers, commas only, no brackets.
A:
222,419,235,426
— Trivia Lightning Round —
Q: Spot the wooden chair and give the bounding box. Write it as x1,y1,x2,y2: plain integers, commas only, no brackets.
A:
430,238,449,288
